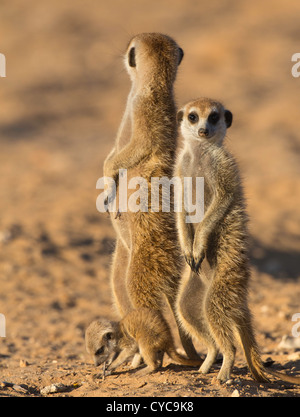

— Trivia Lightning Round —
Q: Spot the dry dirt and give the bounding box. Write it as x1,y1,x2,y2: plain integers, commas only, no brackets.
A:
0,0,300,398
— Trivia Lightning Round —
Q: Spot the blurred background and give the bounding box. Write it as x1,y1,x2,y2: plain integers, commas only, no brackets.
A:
0,0,299,383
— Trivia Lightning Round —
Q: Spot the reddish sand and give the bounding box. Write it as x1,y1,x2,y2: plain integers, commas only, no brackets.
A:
0,0,299,397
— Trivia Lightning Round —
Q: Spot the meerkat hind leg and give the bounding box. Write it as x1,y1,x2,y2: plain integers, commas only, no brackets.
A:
156,350,164,368
178,327,201,361
135,344,159,376
130,353,143,369
199,345,219,374
205,277,239,382
177,269,218,370
166,292,200,361
215,344,236,383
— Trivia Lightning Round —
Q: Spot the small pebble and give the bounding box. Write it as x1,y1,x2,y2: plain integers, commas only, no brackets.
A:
277,335,300,349
12,384,28,394
20,359,29,367
0,381,13,388
225,379,234,385
40,383,68,395
287,351,300,361
260,305,269,314
231,389,240,397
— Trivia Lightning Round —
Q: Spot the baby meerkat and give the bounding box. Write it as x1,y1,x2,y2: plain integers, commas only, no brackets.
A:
175,97,300,384
85,308,203,376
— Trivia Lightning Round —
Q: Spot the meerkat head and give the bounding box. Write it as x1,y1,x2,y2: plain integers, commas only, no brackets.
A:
177,98,233,146
85,319,119,367
124,33,184,84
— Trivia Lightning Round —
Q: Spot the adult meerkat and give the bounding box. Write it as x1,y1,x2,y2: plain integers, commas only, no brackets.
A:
103,33,199,360
175,97,300,384
85,308,203,376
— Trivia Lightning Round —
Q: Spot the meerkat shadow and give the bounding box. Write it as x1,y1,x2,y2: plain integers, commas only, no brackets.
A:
163,363,202,373
250,238,300,280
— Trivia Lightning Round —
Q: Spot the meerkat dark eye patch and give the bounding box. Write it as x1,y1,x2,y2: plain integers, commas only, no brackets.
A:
95,346,104,356
208,111,220,124
224,110,233,128
178,47,184,65
104,332,113,341
128,47,136,67
188,112,199,123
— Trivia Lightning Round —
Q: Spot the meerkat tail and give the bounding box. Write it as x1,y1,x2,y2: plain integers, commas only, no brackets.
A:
236,324,270,383
167,347,203,367
237,323,300,384
264,368,300,384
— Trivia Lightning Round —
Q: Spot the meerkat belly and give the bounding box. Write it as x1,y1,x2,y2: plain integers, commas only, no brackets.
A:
187,167,214,219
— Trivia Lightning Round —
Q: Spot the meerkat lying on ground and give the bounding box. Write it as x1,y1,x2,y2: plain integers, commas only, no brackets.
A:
85,308,203,376
175,97,300,384
102,33,198,361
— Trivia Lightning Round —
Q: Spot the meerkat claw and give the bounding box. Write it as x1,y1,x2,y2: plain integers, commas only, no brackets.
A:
104,196,109,211
185,254,195,271
194,253,205,273
115,209,122,220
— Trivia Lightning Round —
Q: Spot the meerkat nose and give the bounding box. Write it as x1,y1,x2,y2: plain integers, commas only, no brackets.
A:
94,358,101,367
198,128,209,137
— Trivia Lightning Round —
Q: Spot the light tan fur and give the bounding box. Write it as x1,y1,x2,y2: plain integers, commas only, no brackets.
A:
103,33,198,360
85,308,203,376
175,97,300,385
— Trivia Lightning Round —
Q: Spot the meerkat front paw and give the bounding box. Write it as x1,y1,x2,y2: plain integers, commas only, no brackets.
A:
104,369,112,376
184,252,195,271
103,173,119,211
192,232,207,272
192,247,205,273
104,191,116,210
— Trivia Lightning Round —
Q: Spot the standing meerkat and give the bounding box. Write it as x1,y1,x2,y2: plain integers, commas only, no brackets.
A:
102,33,198,360
85,308,203,376
175,97,300,384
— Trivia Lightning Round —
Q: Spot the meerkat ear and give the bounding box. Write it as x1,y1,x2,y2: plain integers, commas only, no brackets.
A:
224,110,233,128
177,110,184,124
178,48,184,65
128,47,136,68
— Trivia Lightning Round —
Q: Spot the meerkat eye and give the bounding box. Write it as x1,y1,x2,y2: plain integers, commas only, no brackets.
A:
95,346,104,356
188,112,198,123
128,47,136,68
208,111,220,124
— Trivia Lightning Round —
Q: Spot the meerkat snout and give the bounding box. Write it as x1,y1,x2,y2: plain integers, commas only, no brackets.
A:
198,127,209,137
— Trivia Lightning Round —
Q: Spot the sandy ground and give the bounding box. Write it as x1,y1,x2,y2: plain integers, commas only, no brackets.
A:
0,0,300,398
